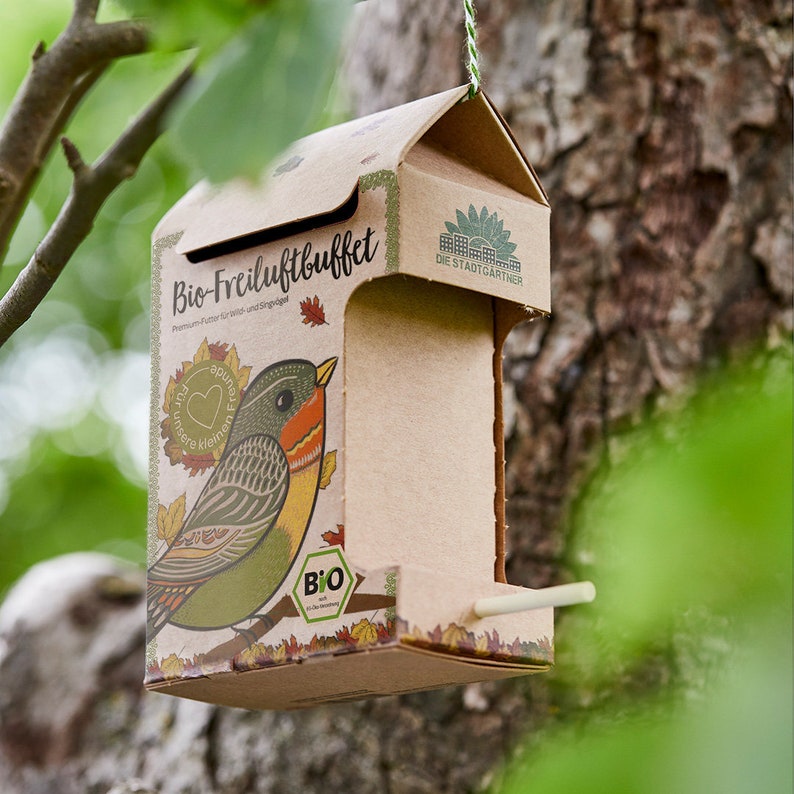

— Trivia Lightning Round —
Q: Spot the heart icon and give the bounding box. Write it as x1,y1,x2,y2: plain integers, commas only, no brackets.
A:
186,385,223,430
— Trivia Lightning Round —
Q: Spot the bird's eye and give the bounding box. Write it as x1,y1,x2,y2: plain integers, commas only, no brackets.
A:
275,390,294,412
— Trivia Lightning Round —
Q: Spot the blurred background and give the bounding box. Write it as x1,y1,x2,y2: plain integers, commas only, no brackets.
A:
0,1,791,792
0,0,165,590
0,0,348,593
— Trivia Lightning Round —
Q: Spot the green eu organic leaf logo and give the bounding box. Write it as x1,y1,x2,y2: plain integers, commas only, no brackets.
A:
444,204,518,263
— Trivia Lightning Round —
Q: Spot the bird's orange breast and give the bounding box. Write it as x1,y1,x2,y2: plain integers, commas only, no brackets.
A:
281,388,324,473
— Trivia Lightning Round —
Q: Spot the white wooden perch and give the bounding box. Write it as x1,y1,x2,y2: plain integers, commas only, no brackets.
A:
473,581,596,618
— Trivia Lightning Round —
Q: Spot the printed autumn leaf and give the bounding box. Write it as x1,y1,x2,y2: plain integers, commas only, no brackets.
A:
322,524,345,548
300,295,328,327
285,634,301,658
351,618,379,647
309,634,335,654
377,621,393,642
194,338,211,363
164,438,183,465
400,620,552,665
335,626,356,646
209,341,229,360
182,453,217,477
220,343,250,390
183,657,204,678
236,366,252,392
271,643,287,664
163,376,177,413
157,493,186,544
321,634,347,652
441,623,471,649
238,642,267,668
488,629,503,654
224,344,240,372
160,653,186,679
319,450,337,489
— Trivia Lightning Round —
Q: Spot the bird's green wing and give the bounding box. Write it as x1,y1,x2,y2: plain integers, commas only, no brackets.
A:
147,434,288,634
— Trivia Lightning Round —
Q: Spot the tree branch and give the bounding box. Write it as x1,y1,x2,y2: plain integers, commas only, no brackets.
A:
0,1,149,259
73,0,100,20
0,65,194,348
0,63,109,259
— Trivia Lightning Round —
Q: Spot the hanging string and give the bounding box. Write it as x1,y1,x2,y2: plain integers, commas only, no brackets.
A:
463,0,480,98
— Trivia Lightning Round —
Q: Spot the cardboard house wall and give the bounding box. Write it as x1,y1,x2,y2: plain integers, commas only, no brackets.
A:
146,85,553,710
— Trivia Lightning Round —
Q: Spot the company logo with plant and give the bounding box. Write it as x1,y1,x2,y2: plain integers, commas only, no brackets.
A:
436,204,523,286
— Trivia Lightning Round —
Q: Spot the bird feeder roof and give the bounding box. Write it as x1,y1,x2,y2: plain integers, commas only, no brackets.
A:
169,85,548,261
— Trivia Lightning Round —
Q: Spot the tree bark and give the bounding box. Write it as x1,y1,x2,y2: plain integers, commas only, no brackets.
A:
0,1,790,792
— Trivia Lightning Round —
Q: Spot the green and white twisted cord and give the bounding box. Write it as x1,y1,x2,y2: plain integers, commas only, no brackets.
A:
464,0,480,97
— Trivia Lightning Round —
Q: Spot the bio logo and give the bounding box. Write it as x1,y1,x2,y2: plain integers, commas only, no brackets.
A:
292,548,354,623
304,567,344,595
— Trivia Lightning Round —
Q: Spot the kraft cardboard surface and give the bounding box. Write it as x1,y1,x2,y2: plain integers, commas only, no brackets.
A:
146,564,552,710
398,152,550,308
422,89,549,205
149,644,548,711
147,85,552,708
173,86,470,257
344,275,496,581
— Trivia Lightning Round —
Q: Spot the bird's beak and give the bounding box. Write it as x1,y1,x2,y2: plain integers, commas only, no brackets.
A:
316,357,338,387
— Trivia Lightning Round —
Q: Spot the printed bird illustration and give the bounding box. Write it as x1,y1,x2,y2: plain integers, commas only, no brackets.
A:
147,356,337,638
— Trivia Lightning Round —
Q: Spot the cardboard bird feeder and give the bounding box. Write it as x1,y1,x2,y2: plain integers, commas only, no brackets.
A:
146,85,554,709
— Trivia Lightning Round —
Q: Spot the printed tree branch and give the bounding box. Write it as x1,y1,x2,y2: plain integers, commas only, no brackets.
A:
199,596,300,666
0,64,194,348
197,577,396,666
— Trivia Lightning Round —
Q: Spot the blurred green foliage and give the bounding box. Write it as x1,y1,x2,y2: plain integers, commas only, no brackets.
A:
118,0,273,57
1,440,147,585
495,349,793,794
0,0,352,595
171,0,352,183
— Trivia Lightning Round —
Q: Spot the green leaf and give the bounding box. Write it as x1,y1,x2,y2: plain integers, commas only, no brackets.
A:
117,0,261,58
455,209,473,236
445,221,460,236
171,0,352,183
493,230,510,248
482,212,495,241
468,203,480,229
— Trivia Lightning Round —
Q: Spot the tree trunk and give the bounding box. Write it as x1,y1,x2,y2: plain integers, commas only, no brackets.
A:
1,1,790,791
